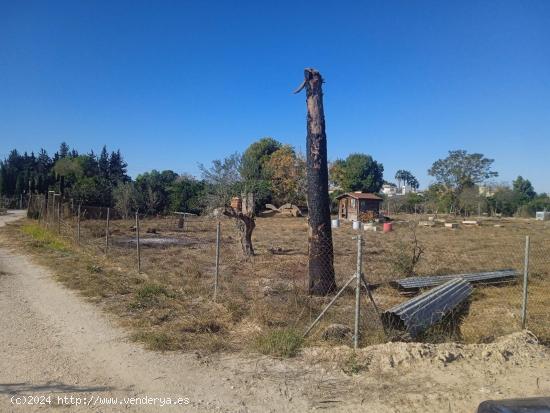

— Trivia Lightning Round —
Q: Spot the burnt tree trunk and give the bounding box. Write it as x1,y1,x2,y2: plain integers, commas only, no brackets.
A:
297,68,336,295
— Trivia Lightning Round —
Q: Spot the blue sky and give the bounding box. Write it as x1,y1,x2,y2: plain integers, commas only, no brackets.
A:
1,0,549,191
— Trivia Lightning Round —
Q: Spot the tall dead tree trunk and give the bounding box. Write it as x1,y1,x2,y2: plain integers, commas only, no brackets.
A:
295,68,336,295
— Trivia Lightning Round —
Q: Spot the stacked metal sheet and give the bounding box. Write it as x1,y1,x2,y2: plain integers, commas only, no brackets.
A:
382,278,473,338
390,269,517,293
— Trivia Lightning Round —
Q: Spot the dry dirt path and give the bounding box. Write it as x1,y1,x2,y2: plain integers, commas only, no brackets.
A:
0,211,312,413
1,210,550,413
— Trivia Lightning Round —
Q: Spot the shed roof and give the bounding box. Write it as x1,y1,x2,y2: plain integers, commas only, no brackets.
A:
336,192,383,201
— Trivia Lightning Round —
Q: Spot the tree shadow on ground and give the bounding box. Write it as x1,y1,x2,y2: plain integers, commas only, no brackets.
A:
0,382,117,395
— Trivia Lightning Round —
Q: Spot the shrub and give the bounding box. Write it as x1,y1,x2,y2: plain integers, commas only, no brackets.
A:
253,328,303,358
130,283,169,309
390,223,424,277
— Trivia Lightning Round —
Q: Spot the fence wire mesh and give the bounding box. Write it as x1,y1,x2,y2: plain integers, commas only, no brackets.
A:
21,195,550,350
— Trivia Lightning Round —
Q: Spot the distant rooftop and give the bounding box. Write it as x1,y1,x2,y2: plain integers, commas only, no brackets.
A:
335,192,383,201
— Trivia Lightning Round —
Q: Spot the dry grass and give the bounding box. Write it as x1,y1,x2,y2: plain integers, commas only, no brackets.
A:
4,212,550,356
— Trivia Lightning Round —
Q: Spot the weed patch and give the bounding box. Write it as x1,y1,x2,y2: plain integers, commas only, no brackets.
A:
130,283,170,309
21,223,67,251
253,328,303,358
132,331,174,351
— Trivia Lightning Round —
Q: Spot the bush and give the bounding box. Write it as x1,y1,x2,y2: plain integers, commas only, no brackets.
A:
130,283,169,309
390,223,424,277
253,328,303,358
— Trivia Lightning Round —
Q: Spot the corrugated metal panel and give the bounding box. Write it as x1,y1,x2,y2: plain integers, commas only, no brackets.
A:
390,269,517,292
382,278,473,337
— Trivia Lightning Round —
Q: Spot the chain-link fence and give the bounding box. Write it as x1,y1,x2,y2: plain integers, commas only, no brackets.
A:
23,195,550,350
322,215,550,346
1,195,28,210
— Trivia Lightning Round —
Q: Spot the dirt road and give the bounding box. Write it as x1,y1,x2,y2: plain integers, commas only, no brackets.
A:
1,210,550,413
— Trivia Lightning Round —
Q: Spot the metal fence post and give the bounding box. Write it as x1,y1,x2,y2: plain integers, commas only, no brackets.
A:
136,211,141,273
354,235,363,349
48,191,54,227
77,204,81,245
105,207,110,256
214,220,221,301
57,196,61,234
521,235,530,329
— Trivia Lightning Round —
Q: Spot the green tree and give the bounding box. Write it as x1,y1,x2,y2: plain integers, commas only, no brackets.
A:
108,150,129,184
488,186,517,216
406,174,419,190
135,170,178,214
394,170,407,190
331,153,384,193
458,187,486,216
512,176,536,203
113,182,139,219
239,137,282,181
265,145,306,206
98,146,110,180
58,142,70,158
428,150,498,192
425,183,455,213
526,194,550,215
239,138,283,210
428,150,497,211
395,170,419,191
168,175,204,214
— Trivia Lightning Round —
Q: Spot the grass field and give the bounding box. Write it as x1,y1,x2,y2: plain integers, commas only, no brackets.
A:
5,213,550,356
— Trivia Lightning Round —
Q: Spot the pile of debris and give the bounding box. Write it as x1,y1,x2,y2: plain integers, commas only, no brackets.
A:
418,215,483,229
383,269,518,338
260,203,303,217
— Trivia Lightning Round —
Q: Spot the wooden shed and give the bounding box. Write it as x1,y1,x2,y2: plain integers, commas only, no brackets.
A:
336,192,383,222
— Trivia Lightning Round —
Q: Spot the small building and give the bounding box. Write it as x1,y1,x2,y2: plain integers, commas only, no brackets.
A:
381,184,398,197
336,192,383,221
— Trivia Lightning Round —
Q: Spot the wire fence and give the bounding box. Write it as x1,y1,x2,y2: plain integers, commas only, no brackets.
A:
1,195,27,210
23,193,550,349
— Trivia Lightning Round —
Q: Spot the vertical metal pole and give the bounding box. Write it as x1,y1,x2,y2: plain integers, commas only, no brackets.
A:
57,196,61,234
105,207,110,256
46,191,55,228
77,204,81,245
521,235,530,329
39,196,44,223
354,234,363,349
214,221,221,301
136,212,141,273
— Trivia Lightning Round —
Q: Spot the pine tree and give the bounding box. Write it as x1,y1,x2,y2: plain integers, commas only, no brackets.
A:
59,142,70,158
98,146,110,180
109,150,129,184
